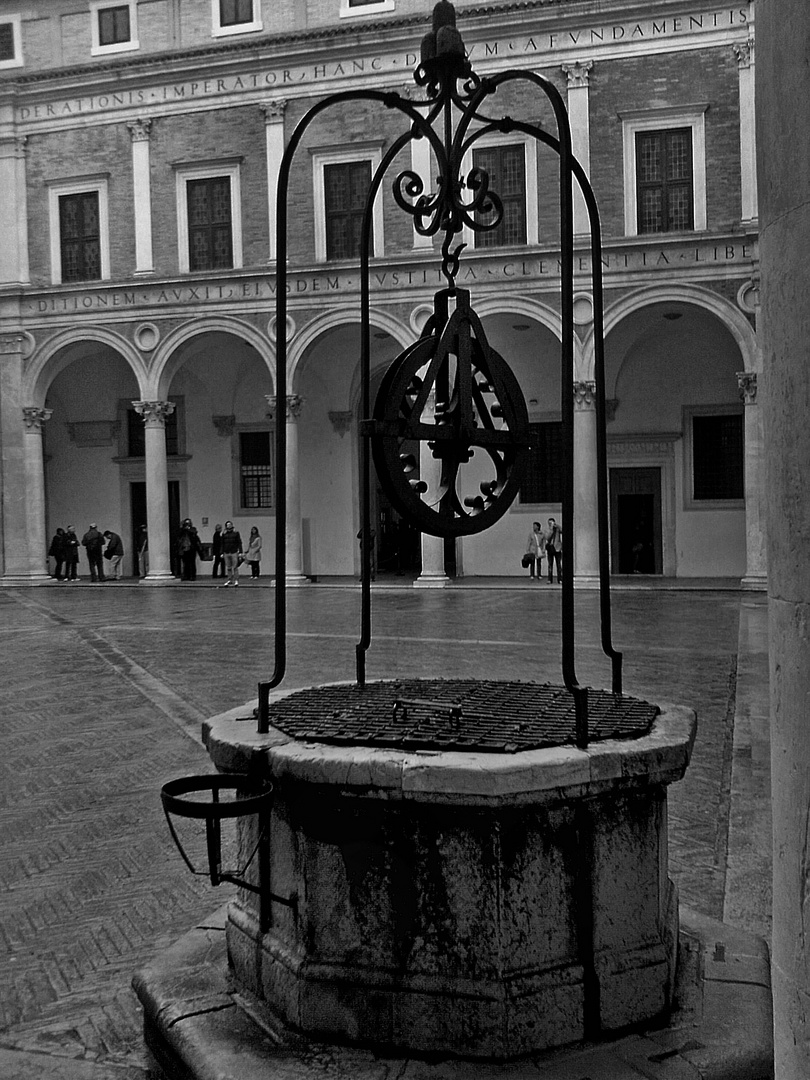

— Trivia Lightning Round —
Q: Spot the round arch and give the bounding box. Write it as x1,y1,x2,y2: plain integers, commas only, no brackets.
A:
27,326,147,406
582,283,759,382
150,316,276,399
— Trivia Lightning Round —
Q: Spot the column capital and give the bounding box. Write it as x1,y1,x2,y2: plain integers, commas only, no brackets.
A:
212,414,236,437
328,410,353,438
260,99,288,122
133,399,175,426
22,406,52,430
127,118,153,142
561,60,593,89
0,331,26,354
266,394,304,420
737,371,758,404
573,381,596,410
733,38,754,69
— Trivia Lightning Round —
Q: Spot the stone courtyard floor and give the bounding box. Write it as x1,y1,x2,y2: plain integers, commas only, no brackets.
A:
0,581,771,1079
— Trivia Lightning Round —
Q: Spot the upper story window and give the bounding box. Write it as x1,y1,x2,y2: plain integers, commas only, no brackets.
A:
684,405,744,509
312,145,384,263
621,107,707,238
340,0,396,17
0,15,23,70
473,143,527,248
212,0,262,36
239,430,274,510
48,177,110,285
90,1,139,55
174,161,243,273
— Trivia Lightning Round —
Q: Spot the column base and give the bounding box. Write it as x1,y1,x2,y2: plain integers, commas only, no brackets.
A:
272,575,310,587
741,574,767,591
1,572,53,586
413,573,450,588
573,574,601,590
139,573,177,586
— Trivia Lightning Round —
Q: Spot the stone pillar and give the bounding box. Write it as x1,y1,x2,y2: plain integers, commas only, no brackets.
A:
757,3,810,1075
573,380,599,586
734,39,758,225
562,61,593,237
127,118,154,275
260,100,286,263
410,126,433,251
266,394,308,584
0,333,30,582
133,400,175,584
21,407,52,581
737,372,767,590
414,387,449,588
0,134,29,284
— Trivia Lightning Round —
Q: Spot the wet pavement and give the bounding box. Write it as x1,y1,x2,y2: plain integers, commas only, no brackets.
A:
0,581,771,1078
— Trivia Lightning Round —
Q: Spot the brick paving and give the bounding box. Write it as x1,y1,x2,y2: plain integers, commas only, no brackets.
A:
0,583,766,1078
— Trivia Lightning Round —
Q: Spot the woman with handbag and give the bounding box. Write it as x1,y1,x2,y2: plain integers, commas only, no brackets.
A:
245,526,262,580
524,521,545,581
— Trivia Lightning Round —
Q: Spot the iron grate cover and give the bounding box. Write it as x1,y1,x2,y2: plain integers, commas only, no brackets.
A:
266,680,659,754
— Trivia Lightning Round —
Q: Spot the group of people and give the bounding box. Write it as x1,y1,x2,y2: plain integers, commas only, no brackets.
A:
48,524,125,582
524,517,563,583
179,520,262,586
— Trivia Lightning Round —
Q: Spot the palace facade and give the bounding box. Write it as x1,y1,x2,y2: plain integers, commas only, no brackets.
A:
0,0,763,584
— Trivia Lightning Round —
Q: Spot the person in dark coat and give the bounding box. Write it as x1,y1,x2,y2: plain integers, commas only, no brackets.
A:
63,526,80,581
82,523,105,582
137,526,149,578
103,530,125,580
48,528,67,580
177,518,202,581
219,520,243,587
211,523,225,579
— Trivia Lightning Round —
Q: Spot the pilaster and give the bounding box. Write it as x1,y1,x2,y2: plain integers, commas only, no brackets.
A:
266,393,308,584
737,371,766,589
573,380,599,587
733,39,758,225
561,61,593,238
0,135,29,284
127,118,154,274
261,100,287,263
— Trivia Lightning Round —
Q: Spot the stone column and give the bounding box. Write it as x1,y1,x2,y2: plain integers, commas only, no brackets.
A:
260,100,286,263
572,380,599,586
415,388,449,588
737,372,766,590
127,118,154,275
133,400,175,584
561,61,593,238
21,407,52,581
733,39,758,225
0,333,30,583
266,394,308,584
0,134,29,284
758,3,810,1075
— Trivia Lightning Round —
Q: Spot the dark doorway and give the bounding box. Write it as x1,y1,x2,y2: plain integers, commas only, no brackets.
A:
374,484,420,577
610,468,663,574
130,481,181,577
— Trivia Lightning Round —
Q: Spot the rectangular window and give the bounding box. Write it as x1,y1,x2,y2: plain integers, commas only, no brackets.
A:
98,5,131,45
0,22,15,61
324,160,372,261
0,15,22,68
127,406,179,457
59,192,102,283
519,422,564,504
187,176,233,271
219,0,253,25
240,431,274,509
473,144,527,248
692,413,743,501
636,128,694,234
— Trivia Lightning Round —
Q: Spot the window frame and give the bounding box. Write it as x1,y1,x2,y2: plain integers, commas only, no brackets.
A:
340,0,395,18
461,132,538,251
621,106,707,238
211,0,262,37
90,1,139,56
174,161,243,274
48,176,110,286
233,423,275,517
0,13,22,69
516,416,564,507
683,404,745,511
312,145,385,263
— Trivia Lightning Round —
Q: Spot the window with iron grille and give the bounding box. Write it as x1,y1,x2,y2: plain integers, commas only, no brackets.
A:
324,161,372,261
220,0,254,26
127,405,179,458
692,413,743,500
98,5,131,45
240,431,274,509
636,128,694,234
519,422,564,504
187,177,233,271
472,144,527,248
0,22,15,61
59,193,101,283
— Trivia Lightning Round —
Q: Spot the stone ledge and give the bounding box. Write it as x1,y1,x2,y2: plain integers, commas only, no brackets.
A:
133,905,773,1080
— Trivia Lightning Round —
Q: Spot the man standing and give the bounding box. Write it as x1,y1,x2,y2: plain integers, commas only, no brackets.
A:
219,521,243,587
103,529,125,580
48,528,67,580
64,526,79,581
82,523,105,582
211,523,225,579
545,517,562,584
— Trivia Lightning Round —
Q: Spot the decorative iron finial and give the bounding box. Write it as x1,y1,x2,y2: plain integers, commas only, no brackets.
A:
419,1,469,82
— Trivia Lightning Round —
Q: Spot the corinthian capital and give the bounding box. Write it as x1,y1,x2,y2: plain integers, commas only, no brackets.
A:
265,394,304,420
133,400,175,426
260,99,288,122
23,406,53,431
127,118,153,143
733,38,754,69
573,381,596,410
737,372,758,404
562,60,593,89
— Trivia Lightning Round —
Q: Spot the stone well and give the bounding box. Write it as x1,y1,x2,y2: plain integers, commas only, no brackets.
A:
203,680,695,1060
